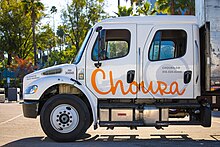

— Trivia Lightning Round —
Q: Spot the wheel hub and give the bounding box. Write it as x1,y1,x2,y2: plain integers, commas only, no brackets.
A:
59,114,70,124
50,104,79,133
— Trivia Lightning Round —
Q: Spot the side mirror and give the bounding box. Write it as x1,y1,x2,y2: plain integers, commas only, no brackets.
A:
94,27,106,68
100,29,106,50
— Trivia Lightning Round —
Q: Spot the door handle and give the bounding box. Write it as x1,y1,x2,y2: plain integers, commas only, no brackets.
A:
184,70,192,84
127,70,135,83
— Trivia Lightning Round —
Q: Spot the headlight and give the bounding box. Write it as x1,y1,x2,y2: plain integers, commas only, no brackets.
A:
25,85,38,94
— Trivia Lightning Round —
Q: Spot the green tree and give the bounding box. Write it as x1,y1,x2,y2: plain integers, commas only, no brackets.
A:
155,0,177,14
137,1,157,15
0,0,33,65
179,0,195,15
21,0,44,66
115,6,133,16
47,47,77,66
61,0,105,52
36,24,56,67
56,25,65,51
155,0,195,15
37,24,55,51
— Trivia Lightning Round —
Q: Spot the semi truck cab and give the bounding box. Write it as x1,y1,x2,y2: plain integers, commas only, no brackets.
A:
22,16,217,142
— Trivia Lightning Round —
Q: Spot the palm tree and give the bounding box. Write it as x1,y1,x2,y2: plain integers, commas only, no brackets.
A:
50,6,57,14
50,6,57,34
118,0,120,7
50,6,57,51
115,6,133,16
22,0,44,66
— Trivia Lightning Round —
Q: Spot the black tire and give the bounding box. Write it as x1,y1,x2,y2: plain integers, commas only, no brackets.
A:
40,94,90,142
201,106,211,127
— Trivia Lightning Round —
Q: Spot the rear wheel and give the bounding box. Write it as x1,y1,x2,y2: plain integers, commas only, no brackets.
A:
40,94,90,142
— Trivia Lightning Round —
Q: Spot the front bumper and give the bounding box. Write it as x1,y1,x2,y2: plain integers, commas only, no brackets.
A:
22,101,39,118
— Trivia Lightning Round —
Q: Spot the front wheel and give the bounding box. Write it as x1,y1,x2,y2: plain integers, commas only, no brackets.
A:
40,94,90,142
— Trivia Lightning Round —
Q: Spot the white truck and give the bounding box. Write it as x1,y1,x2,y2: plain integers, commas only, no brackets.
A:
22,16,219,142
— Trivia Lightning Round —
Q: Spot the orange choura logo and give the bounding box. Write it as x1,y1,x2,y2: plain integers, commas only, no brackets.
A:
91,68,186,96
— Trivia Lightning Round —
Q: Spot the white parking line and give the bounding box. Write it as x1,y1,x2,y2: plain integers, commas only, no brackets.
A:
0,114,23,125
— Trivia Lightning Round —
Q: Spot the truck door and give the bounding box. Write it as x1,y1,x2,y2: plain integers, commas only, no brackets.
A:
141,25,194,99
85,24,137,99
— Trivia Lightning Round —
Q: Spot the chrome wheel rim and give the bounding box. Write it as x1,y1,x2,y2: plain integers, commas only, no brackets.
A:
50,104,79,133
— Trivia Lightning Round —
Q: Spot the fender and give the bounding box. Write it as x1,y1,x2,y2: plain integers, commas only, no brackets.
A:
23,76,98,125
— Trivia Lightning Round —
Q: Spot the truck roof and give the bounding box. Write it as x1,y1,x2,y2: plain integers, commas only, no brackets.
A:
101,15,198,25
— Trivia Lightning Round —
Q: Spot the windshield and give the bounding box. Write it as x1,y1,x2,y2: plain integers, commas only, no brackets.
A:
72,28,93,64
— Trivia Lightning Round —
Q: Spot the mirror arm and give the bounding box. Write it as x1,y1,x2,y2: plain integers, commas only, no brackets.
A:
95,26,102,68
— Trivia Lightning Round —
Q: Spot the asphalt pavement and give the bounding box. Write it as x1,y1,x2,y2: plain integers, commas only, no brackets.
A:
0,102,220,147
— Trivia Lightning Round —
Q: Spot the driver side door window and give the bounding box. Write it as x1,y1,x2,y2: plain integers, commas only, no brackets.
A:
92,29,130,61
